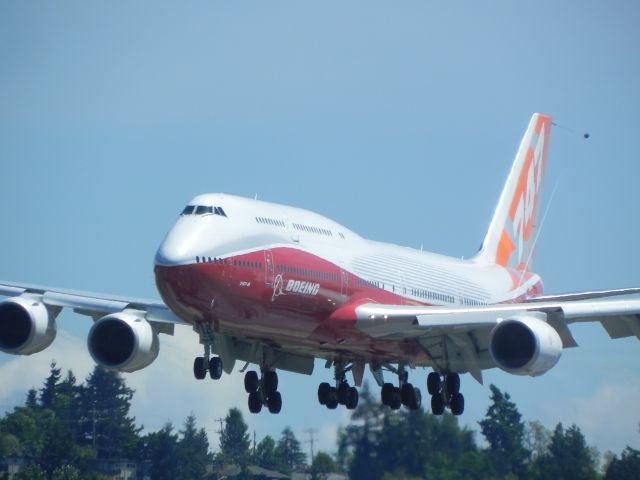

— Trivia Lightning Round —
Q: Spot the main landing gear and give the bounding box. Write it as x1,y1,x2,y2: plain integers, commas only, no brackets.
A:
317,362,359,410
245,369,282,414
193,355,223,380
380,367,422,411
427,372,464,416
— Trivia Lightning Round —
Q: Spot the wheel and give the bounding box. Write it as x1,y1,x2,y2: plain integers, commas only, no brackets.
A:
244,371,259,393
390,387,402,410
381,383,394,406
193,357,206,380
445,373,460,394
209,357,223,380
401,383,415,406
346,387,359,410
248,391,262,414
337,382,349,405
267,391,282,414
450,393,464,416
427,372,441,395
409,387,422,411
431,394,445,415
264,370,278,395
318,382,331,405
325,387,338,409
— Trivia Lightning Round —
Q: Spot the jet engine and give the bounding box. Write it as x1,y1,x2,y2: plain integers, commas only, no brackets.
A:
0,296,57,355
489,315,562,376
88,312,159,372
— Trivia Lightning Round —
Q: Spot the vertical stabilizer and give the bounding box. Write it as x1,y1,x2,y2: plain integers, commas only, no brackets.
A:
474,113,552,271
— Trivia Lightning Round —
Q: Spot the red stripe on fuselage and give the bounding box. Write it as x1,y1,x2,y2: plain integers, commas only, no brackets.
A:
154,247,430,364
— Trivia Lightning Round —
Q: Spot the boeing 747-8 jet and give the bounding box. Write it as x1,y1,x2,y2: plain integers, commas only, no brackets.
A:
2,113,639,415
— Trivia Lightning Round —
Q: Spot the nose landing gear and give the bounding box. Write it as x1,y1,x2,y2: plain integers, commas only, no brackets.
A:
427,371,464,416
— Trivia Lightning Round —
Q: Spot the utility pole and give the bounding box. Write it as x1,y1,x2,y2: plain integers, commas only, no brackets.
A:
304,428,318,462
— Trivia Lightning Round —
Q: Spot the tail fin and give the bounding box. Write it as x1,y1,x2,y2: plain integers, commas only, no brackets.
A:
474,113,552,271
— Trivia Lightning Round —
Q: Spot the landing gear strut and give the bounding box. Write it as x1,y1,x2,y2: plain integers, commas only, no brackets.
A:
245,369,282,414
427,371,464,416
317,361,359,410
380,366,421,411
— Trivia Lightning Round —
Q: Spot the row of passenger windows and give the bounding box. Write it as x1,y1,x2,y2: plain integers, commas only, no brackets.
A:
196,256,228,264
182,205,228,217
234,260,263,269
411,288,455,304
354,278,381,288
292,223,333,237
256,216,285,227
276,264,339,282
461,298,486,306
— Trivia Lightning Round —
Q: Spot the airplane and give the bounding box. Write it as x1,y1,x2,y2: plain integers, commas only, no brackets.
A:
1,113,639,417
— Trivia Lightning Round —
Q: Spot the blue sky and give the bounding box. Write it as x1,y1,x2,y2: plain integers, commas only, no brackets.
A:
1,0,639,459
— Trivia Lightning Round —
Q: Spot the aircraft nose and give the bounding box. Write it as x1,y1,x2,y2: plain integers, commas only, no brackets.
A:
155,221,198,266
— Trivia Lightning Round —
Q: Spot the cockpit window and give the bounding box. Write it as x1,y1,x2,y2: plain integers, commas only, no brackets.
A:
195,205,214,215
182,204,228,217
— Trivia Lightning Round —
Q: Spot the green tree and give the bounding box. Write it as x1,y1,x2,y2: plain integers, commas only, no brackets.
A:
255,435,280,471
343,382,385,480
532,423,599,480
218,408,251,467
479,384,529,478
139,422,179,480
275,427,306,473
40,361,62,408
52,464,81,480
15,465,46,480
76,366,140,459
310,451,337,480
175,414,212,480
606,447,640,480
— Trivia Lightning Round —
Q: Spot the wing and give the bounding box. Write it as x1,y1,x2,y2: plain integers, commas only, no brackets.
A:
0,280,186,329
0,280,189,370
348,291,640,384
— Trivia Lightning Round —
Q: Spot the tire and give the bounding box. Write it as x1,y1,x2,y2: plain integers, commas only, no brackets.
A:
427,372,441,395
268,391,282,414
445,373,460,395
318,382,331,405
431,394,445,415
244,371,259,393
326,387,338,409
193,357,207,380
410,387,422,411
337,382,349,405
381,383,394,406
346,387,359,410
248,392,262,414
401,383,414,406
390,387,402,410
264,370,278,395
209,357,223,380
450,393,464,416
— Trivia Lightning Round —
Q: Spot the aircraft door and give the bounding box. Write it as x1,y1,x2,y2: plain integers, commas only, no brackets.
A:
264,249,275,287
340,270,349,297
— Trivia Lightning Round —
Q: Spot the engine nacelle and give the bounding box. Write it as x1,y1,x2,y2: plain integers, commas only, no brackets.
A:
0,296,57,355
489,315,563,376
88,312,159,372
